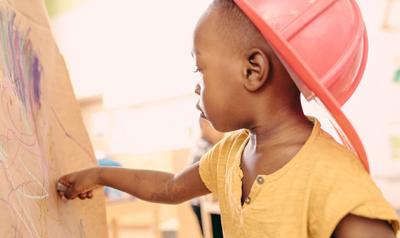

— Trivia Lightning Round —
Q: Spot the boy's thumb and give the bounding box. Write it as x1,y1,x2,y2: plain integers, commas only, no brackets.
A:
56,182,68,193
57,177,74,199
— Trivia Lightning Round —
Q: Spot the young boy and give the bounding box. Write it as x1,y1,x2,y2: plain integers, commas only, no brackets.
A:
57,0,399,237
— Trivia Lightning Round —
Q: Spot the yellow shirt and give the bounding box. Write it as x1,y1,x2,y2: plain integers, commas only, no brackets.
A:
199,119,399,238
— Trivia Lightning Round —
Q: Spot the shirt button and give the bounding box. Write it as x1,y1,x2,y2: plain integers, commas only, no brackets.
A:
256,176,264,185
245,197,251,204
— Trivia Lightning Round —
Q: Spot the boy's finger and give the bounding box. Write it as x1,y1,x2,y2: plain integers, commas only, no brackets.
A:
65,185,79,200
78,193,87,200
58,191,65,198
58,177,72,187
56,182,69,200
56,182,68,193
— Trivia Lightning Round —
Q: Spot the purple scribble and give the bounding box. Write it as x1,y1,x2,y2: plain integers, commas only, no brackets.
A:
0,10,42,111
31,56,41,107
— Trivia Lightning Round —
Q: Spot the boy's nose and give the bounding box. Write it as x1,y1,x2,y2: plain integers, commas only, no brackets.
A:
195,84,201,95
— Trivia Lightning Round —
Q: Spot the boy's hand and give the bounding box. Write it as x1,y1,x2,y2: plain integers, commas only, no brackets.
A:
57,167,101,200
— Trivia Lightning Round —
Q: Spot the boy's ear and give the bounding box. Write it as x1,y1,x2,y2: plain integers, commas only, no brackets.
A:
243,48,270,92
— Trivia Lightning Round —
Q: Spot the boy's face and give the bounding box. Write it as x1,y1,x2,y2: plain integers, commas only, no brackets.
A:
193,8,249,132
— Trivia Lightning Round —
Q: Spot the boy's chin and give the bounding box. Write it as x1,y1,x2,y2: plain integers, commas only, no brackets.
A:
209,121,234,133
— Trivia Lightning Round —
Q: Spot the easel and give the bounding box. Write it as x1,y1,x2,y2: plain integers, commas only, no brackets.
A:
106,199,162,238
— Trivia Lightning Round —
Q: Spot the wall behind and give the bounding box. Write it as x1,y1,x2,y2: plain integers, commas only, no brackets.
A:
343,0,400,176
50,0,211,104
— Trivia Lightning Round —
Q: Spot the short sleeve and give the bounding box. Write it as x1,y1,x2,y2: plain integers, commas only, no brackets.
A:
198,145,219,195
309,153,400,238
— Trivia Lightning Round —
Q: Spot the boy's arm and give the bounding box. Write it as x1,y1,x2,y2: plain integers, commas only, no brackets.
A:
333,214,396,238
57,162,210,204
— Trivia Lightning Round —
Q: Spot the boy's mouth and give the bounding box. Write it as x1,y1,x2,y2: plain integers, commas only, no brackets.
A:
196,103,206,118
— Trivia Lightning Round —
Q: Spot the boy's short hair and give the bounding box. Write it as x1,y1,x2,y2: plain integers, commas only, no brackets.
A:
211,0,269,55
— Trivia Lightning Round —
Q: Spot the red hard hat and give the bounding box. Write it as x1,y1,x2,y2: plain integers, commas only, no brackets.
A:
234,0,369,172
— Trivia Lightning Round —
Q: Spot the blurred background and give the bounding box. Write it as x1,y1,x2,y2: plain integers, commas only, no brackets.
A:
44,0,400,237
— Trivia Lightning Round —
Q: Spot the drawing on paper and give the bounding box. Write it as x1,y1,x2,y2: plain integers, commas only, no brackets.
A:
0,9,49,237
0,1,107,237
